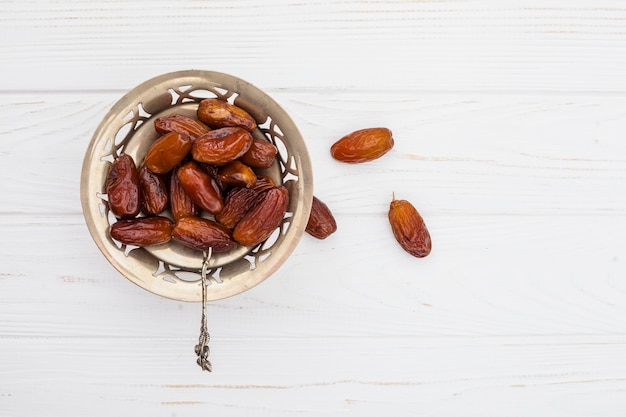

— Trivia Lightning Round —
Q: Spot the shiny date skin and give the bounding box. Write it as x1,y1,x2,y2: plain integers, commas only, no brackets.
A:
169,166,199,221
172,216,238,252
191,127,253,166
154,114,210,140
199,163,228,194
176,160,224,215
217,160,257,188
388,196,432,258
144,131,192,174
330,127,394,163
105,154,141,219
233,186,289,247
138,164,169,215
239,138,278,169
110,216,173,246
197,98,257,132
305,196,337,240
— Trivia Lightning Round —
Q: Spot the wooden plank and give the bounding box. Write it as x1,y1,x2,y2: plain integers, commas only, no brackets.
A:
1,91,624,341
1,92,625,216
2,336,626,416
2,2,626,415
1,1,626,91
1,213,624,339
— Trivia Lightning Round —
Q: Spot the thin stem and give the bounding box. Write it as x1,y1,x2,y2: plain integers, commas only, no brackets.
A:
195,248,213,372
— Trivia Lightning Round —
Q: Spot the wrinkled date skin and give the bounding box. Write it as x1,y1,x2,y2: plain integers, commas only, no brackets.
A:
215,186,261,229
233,186,289,247
110,216,173,246
305,196,337,240
154,114,210,140
172,216,238,252
330,127,394,163
144,132,192,174
169,166,199,221
388,197,432,258
105,154,141,219
197,98,257,132
176,161,224,215
239,138,278,169
138,164,169,215
191,127,253,166
217,160,257,188
252,175,276,193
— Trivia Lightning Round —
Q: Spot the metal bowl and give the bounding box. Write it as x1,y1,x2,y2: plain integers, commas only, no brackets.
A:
81,70,313,302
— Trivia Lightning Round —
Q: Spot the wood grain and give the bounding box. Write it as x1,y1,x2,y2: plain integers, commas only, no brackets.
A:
1,92,624,216
1,212,625,339
2,336,626,416
1,1,626,91
1,1,626,416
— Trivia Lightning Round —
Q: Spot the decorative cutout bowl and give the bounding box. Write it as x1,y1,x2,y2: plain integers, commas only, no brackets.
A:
81,70,313,302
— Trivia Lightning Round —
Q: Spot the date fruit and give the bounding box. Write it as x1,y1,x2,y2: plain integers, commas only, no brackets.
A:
138,164,169,215
330,127,394,163
191,127,253,166
144,132,192,174
215,186,261,229
239,138,278,169
233,186,289,247
110,216,173,246
105,154,141,219
172,216,237,252
176,161,224,215
169,166,199,221
252,175,276,193
305,196,337,240
154,114,210,140
217,160,257,188
197,98,257,132
388,196,431,258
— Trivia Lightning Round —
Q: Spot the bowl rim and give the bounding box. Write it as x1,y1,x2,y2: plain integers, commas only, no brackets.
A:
80,69,313,302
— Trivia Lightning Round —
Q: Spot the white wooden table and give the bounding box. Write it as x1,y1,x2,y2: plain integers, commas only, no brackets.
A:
2,1,626,415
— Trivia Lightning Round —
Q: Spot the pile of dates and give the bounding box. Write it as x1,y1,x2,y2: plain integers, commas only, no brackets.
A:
106,98,334,253
106,96,430,259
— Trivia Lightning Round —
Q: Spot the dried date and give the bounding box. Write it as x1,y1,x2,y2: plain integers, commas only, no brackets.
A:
191,127,253,166
172,216,237,252
197,98,257,132
138,164,169,215
232,186,289,247
176,160,224,215
388,196,432,258
217,160,257,188
305,196,337,240
251,175,276,193
144,132,192,174
330,127,394,163
105,154,141,219
154,114,210,140
239,138,278,169
169,165,199,221
215,187,261,229
110,216,173,246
